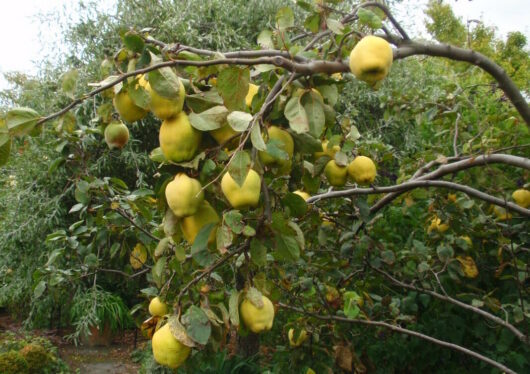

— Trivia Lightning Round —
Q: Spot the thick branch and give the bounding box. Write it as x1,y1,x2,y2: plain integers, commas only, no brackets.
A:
394,40,530,125
278,303,517,374
370,154,530,214
308,179,530,217
372,266,527,344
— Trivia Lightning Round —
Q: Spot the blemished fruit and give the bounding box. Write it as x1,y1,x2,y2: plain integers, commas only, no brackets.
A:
512,188,530,208
221,169,261,209
240,295,275,333
324,160,348,187
104,121,129,149
149,297,168,317
152,323,191,369
180,201,220,245
314,140,340,159
113,90,148,123
348,156,377,185
159,112,202,163
130,243,147,269
246,83,259,107
259,126,294,168
293,190,311,201
165,174,204,217
145,78,186,120
288,328,308,347
349,35,393,87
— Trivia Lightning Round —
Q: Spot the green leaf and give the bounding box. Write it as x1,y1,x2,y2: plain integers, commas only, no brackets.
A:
317,85,339,106
191,224,217,267
265,139,289,160
246,287,264,308
282,193,308,218
347,125,361,141
288,221,305,251
285,96,309,133
216,224,233,251
123,32,145,53
250,239,267,267
69,203,84,214
6,107,40,136
181,305,211,345
327,18,344,34
276,6,294,30
227,151,251,187
34,281,46,299
224,210,244,234
174,245,187,262
257,30,274,49
227,111,252,132
128,82,150,109
148,55,181,98
0,136,11,166
289,131,322,154
228,290,241,326
357,8,382,29
437,244,454,262
155,237,171,258
149,147,167,163
152,256,167,288
274,232,300,262
343,291,361,318
217,67,250,111
189,105,229,131
304,13,320,34
381,250,396,265
61,69,78,99
250,123,267,151
186,90,224,112
302,91,325,137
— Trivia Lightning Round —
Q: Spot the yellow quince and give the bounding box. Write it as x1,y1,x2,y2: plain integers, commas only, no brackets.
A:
152,323,191,369
240,295,275,334
165,173,204,217
221,169,261,209
349,35,393,87
347,156,377,185
159,112,202,163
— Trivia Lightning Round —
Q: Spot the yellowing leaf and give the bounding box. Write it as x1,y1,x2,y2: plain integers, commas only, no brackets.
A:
456,256,478,278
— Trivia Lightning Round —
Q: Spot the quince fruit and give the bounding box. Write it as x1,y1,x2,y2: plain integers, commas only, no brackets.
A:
258,126,294,168
145,77,186,120
159,112,202,163
512,188,530,208
152,323,191,369
149,297,168,317
221,169,261,209
210,123,239,148
348,156,376,185
492,206,512,220
165,173,204,217
288,328,308,347
180,201,220,245
427,217,449,233
293,190,311,201
113,89,148,123
314,140,340,159
240,295,275,333
349,35,393,87
246,83,259,107
104,121,129,149
324,160,348,187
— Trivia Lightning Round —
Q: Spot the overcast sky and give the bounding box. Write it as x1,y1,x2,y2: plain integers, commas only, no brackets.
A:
0,0,528,90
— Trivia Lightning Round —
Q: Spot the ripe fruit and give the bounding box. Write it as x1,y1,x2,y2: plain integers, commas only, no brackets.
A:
145,78,186,120
324,160,348,187
149,297,168,317
493,206,512,220
293,190,310,201
221,169,261,209
159,112,202,163
130,243,147,269
259,126,294,168
314,140,340,159
104,121,129,149
246,83,259,107
165,174,204,217
288,328,308,347
113,90,148,123
349,35,393,87
210,123,239,148
348,156,376,185
240,295,275,333
152,323,191,369
512,188,530,208
180,201,220,245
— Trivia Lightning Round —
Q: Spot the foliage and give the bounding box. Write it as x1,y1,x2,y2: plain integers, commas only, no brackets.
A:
0,331,70,373
1,0,529,373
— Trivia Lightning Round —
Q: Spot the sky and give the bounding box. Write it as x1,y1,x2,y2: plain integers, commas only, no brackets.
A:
0,0,529,90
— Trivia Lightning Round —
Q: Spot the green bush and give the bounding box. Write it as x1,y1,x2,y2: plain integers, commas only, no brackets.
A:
19,344,49,374
0,350,29,374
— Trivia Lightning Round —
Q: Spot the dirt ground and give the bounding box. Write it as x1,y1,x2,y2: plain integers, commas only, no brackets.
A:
0,312,143,374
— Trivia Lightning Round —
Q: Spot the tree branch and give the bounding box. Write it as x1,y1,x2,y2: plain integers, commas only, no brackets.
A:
371,266,527,344
277,303,517,374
